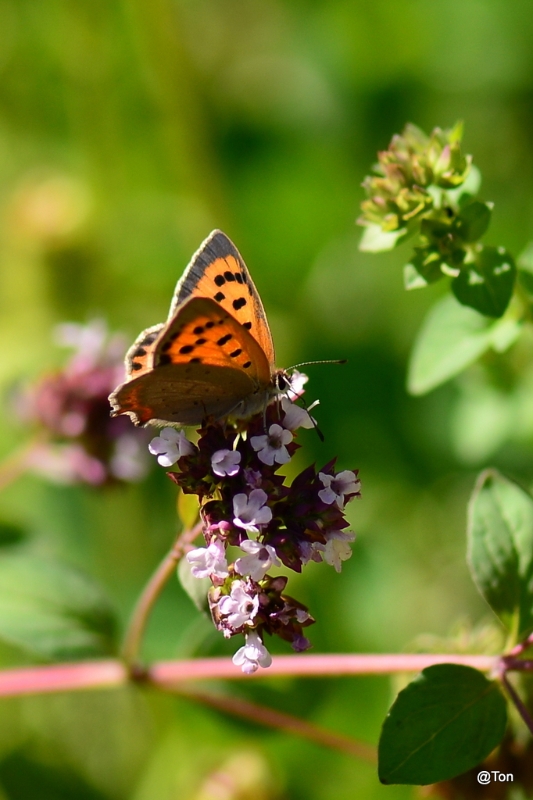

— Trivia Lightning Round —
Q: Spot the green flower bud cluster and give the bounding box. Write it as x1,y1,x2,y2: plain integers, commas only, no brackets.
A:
359,123,471,234
358,122,516,319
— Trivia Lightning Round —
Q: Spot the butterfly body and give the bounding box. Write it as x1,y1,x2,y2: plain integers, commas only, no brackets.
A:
109,231,286,427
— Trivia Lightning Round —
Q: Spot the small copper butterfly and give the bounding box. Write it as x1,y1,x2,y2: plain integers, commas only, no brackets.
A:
109,230,289,426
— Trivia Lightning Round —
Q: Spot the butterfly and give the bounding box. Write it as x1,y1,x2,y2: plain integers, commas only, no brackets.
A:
109,230,290,427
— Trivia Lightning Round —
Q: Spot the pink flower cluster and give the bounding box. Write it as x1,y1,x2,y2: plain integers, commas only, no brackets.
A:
19,321,150,486
148,386,360,674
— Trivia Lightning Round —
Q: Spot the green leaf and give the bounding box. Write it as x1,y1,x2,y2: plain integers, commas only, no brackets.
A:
177,556,210,614
378,664,507,785
358,223,407,253
456,201,492,243
468,469,533,637
177,489,199,531
452,246,516,318
0,553,117,661
407,294,522,395
404,249,444,290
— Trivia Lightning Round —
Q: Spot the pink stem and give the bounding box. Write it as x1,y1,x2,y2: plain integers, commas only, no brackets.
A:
0,660,127,696
0,653,497,698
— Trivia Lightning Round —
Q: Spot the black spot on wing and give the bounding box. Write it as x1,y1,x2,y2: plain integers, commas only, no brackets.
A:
214,275,225,287
224,271,235,282
230,349,242,358
193,325,205,335
243,361,251,369
234,273,243,284
132,362,143,371
190,357,202,363
195,338,207,345
217,334,232,346
205,321,215,329
214,291,225,302
242,321,252,330
233,297,246,310
179,345,194,355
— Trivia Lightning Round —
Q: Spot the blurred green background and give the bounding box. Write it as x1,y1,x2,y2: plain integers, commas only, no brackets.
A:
1,0,533,797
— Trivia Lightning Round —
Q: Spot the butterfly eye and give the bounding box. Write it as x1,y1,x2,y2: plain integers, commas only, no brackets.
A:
276,373,288,391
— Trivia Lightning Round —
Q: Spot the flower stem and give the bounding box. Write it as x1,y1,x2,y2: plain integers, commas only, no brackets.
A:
0,653,498,699
121,521,202,667
501,671,533,736
172,684,377,763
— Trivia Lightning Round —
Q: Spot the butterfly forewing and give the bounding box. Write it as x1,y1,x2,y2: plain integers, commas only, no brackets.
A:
170,230,275,368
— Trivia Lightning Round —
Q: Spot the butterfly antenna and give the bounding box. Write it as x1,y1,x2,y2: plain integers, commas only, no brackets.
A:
298,394,324,443
287,359,347,370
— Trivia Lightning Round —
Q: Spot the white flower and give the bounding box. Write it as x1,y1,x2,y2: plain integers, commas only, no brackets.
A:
211,448,241,477
218,580,259,630
281,397,315,431
250,424,293,466
286,370,308,399
232,630,272,674
148,428,195,467
233,489,272,533
323,530,355,573
318,470,360,508
186,540,229,579
235,539,281,581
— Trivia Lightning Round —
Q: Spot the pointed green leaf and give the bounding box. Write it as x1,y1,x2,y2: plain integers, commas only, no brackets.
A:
379,664,507,785
468,470,533,637
452,246,516,318
407,295,521,395
177,557,210,614
0,554,117,661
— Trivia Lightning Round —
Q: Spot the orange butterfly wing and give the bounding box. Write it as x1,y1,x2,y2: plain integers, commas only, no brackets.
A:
109,296,273,426
169,230,275,368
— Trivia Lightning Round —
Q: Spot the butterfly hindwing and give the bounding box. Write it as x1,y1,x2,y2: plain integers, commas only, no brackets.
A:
109,296,272,426
169,230,275,368
124,323,164,378
154,296,271,381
